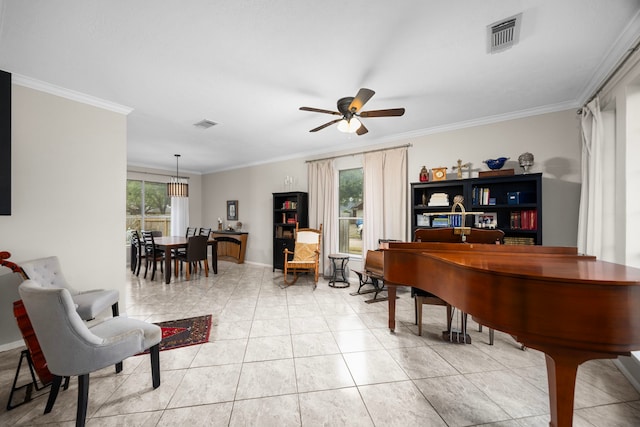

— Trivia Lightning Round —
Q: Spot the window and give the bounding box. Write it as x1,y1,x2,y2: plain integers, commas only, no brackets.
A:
126,179,171,240
338,168,363,256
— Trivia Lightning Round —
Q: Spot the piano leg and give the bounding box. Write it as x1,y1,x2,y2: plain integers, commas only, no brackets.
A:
387,285,397,332
544,349,604,427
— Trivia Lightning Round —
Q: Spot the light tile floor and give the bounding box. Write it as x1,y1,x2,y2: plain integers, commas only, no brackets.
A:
2,261,640,426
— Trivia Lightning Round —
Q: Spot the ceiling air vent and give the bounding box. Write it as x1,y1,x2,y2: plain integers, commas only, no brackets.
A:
487,13,522,54
193,119,217,129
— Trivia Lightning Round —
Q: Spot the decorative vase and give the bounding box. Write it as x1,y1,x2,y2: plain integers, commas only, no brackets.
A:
483,157,509,170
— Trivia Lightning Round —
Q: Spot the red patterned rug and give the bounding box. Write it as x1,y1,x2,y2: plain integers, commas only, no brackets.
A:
155,315,212,351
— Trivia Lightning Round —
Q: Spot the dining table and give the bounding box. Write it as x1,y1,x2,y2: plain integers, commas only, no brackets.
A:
153,236,218,284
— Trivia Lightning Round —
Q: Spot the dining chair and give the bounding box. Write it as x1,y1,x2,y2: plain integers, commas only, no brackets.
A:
141,231,164,281
198,228,212,270
19,256,120,321
130,230,145,276
174,227,198,259
18,280,161,427
175,235,209,280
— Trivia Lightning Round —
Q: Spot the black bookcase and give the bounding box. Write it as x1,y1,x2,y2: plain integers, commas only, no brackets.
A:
411,173,542,245
273,191,308,271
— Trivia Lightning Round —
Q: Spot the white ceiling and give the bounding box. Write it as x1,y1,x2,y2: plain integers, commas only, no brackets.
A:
1,1,639,174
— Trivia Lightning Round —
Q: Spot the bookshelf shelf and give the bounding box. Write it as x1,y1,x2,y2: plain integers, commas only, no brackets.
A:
411,173,542,245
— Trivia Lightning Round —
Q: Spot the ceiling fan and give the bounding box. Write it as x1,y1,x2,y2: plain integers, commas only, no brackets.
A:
299,88,405,136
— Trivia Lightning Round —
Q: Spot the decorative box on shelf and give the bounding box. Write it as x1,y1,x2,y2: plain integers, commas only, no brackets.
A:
507,191,535,204
479,168,515,177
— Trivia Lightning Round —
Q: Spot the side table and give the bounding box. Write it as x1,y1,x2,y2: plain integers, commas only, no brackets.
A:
328,254,350,288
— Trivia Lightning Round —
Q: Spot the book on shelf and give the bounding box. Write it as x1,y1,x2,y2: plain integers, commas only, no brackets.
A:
282,230,294,239
504,236,535,245
472,187,494,206
281,200,297,209
431,215,450,228
449,214,463,227
509,209,537,230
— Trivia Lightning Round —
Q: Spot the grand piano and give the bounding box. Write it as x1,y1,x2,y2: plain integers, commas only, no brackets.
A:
383,242,640,427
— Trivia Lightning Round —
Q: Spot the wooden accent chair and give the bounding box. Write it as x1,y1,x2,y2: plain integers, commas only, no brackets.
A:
283,223,323,286
413,227,504,343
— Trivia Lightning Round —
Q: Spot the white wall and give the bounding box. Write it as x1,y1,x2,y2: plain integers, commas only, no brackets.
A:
0,83,127,348
201,159,308,267
202,108,583,267
409,109,582,246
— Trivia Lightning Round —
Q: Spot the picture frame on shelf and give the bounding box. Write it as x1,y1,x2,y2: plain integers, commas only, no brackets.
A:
417,214,430,227
227,200,238,221
475,212,497,229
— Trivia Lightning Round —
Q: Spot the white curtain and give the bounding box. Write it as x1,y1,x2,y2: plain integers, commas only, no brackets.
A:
170,197,189,237
308,159,336,277
363,147,407,253
578,97,616,260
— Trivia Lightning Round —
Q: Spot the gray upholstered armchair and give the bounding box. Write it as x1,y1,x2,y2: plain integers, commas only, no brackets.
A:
18,280,161,427
20,256,120,320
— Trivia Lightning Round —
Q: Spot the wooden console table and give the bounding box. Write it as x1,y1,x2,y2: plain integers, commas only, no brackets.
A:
212,231,248,264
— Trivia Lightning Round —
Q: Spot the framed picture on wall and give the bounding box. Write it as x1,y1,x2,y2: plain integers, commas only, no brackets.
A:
227,200,238,221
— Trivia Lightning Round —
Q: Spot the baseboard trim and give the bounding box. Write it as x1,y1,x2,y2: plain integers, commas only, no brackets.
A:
614,355,640,393
0,339,24,353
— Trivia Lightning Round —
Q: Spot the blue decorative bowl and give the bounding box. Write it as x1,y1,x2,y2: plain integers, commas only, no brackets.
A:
484,157,509,170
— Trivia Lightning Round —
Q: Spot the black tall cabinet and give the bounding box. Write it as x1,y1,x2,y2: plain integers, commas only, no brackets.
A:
273,191,308,271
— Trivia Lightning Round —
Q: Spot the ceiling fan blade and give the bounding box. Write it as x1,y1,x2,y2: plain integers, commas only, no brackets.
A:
310,118,342,132
356,122,369,135
359,108,405,118
348,88,375,113
300,106,341,115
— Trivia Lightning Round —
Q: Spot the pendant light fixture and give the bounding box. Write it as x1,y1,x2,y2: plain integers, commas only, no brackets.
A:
167,154,189,197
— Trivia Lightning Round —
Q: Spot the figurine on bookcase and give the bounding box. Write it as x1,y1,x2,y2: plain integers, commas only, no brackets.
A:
419,166,429,182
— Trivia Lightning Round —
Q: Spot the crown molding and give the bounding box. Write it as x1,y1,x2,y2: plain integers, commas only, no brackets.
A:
576,9,640,105
12,74,133,115
374,100,579,143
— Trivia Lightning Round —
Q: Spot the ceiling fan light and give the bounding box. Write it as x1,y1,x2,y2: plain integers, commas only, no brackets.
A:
337,117,362,133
